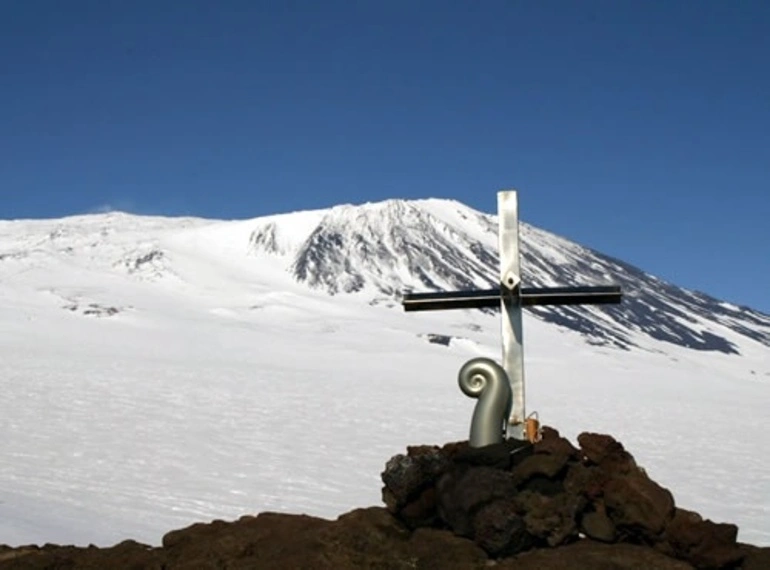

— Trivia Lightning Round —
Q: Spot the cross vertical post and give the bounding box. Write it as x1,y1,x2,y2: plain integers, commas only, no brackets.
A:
402,189,622,445
498,191,526,439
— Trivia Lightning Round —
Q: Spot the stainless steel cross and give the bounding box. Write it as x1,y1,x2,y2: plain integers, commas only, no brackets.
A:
402,190,622,440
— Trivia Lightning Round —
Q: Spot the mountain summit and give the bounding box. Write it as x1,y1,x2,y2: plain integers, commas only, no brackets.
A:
244,198,770,355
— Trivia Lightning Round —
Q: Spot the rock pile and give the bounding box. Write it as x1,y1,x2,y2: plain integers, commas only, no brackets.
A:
1,428,768,569
382,427,767,569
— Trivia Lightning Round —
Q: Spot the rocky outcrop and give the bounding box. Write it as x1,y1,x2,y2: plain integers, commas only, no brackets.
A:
381,427,764,569
1,428,768,569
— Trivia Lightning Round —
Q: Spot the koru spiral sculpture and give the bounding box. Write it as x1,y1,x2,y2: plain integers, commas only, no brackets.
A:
458,358,513,447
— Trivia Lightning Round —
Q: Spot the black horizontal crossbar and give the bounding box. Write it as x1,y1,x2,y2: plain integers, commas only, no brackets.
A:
402,285,622,312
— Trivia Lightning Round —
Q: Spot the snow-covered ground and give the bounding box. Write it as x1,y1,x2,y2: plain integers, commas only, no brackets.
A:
1,205,768,547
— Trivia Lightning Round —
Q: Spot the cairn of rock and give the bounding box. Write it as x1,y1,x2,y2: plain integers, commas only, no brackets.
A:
382,426,764,569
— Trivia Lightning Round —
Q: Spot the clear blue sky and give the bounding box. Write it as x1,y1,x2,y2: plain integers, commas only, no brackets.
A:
2,1,768,313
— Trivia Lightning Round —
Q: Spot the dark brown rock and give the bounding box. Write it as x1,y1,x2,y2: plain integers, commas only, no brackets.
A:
0,540,163,570
497,539,696,569
163,507,486,569
533,426,580,459
578,432,637,474
436,465,518,537
662,508,744,569
517,490,583,546
511,452,571,490
603,472,675,539
0,509,490,570
510,427,578,493
580,506,617,543
321,508,489,570
162,512,331,569
471,500,532,557
0,530,704,570
564,461,605,499
381,444,454,527
382,446,450,508
740,544,770,570
398,485,439,528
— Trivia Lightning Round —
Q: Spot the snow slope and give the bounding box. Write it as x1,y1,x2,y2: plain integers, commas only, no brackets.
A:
1,200,768,547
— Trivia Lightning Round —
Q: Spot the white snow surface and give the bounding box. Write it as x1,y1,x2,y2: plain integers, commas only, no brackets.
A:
1,202,769,548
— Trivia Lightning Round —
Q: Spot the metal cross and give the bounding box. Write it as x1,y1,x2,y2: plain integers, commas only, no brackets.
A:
402,190,622,440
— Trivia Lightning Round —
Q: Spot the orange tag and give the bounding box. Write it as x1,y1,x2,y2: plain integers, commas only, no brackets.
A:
525,417,541,443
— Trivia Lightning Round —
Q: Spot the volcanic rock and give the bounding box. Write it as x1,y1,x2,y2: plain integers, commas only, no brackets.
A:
380,427,756,568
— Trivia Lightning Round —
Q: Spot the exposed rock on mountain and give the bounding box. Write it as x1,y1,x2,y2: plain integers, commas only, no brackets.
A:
246,199,770,354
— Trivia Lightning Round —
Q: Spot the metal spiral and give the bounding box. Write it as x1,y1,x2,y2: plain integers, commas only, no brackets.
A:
458,358,513,448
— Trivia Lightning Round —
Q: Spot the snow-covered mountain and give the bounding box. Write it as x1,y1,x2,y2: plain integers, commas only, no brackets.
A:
1,198,768,548
247,198,770,354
